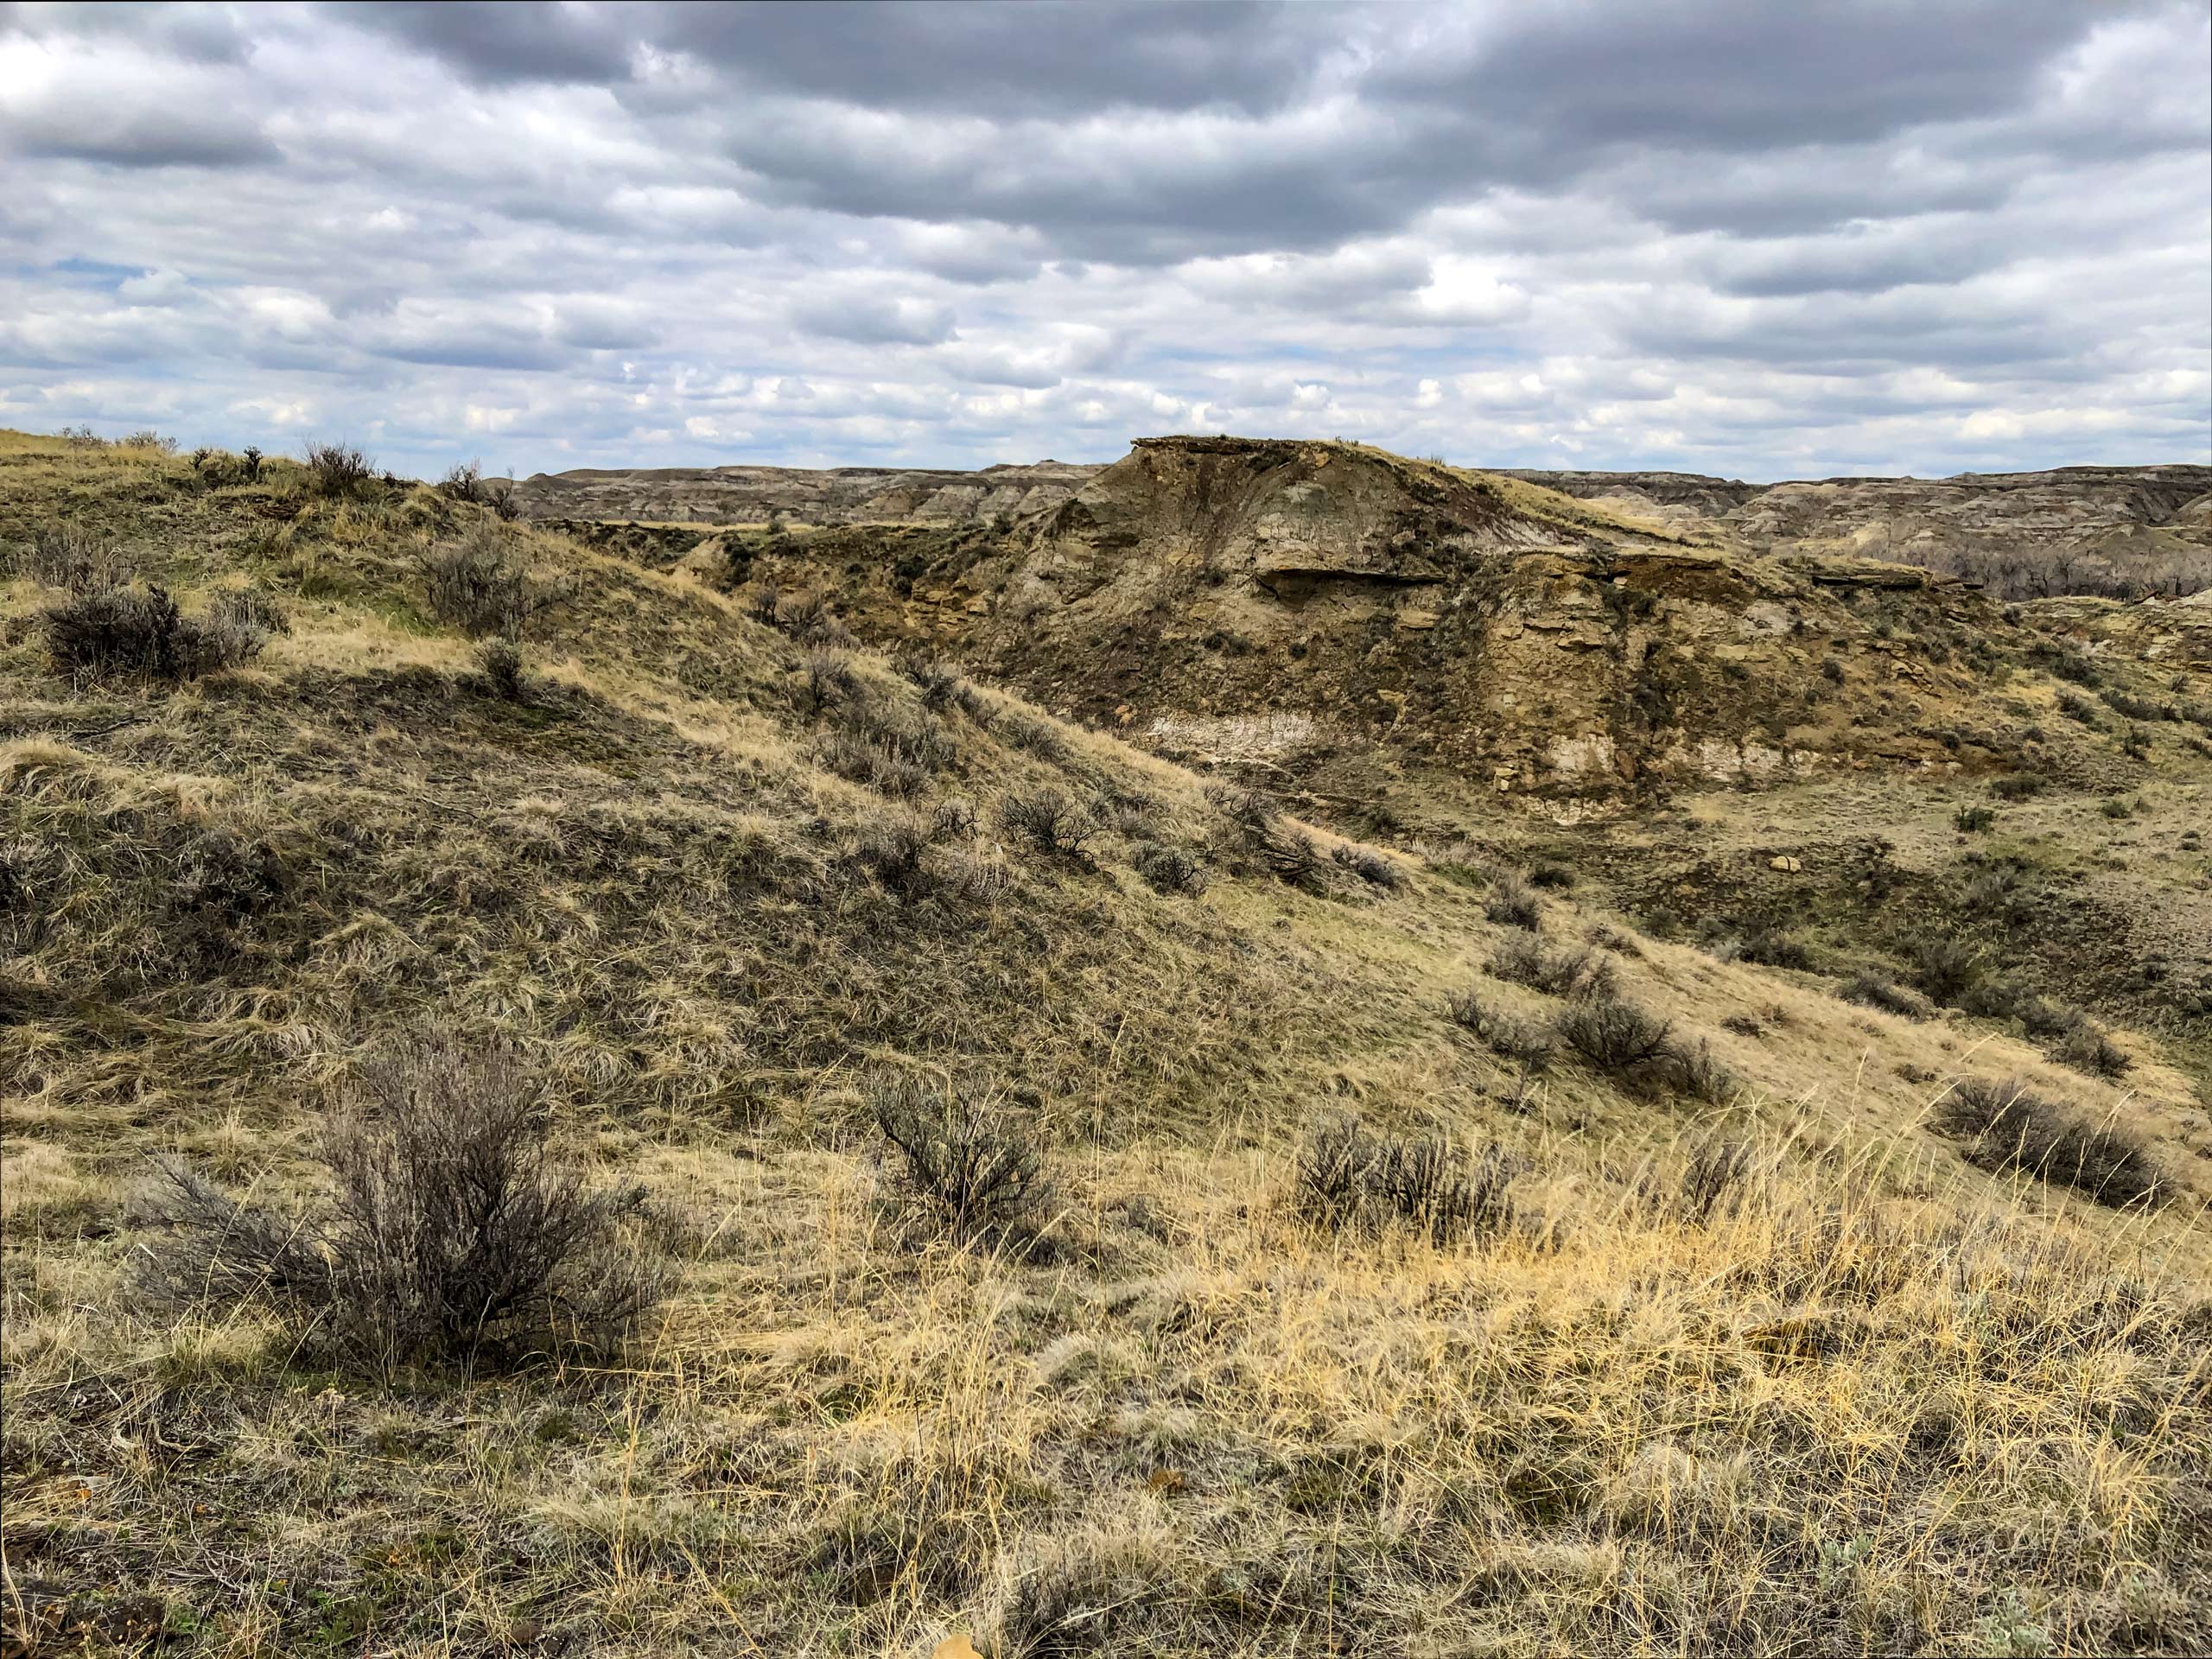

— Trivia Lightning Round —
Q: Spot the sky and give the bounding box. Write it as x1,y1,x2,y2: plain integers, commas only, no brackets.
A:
3,1,2209,482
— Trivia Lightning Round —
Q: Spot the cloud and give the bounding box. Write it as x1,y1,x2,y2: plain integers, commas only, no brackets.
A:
0,1,2202,480
791,292,958,346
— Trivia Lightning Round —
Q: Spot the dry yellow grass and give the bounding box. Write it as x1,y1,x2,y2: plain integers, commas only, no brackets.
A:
3,429,2206,1655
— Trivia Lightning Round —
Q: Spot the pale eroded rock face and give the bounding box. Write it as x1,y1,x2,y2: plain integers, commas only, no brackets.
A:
1507,464,2212,598
747,438,2031,804
556,437,2208,805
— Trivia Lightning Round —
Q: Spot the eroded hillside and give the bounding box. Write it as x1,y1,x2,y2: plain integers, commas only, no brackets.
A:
702,438,2202,807
3,429,2209,1657
512,457,1095,529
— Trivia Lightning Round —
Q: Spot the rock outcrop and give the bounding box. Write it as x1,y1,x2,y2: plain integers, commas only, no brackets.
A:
511,458,1096,527
732,437,2044,805
1512,464,2212,598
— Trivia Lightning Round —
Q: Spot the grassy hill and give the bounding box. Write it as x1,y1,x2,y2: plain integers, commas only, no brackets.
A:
3,429,2208,1656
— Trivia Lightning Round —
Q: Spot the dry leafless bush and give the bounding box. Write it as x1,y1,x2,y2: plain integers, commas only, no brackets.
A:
1935,1077,2165,1209
472,638,530,702
303,440,375,498
137,1039,664,1379
1488,937,1615,999
1556,992,1674,1075
999,711,1069,762
873,1074,1054,1246
1294,1116,1516,1247
897,652,983,717
1446,989,1555,1068
999,786,1094,856
799,648,860,714
42,584,267,682
1133,840,1208,896
1680,1138,1757,1224
440,460,486,503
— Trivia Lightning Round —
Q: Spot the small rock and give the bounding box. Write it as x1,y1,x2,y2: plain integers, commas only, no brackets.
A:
1769,855,1802,873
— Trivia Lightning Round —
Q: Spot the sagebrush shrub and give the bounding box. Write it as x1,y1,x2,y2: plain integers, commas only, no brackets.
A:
138,1039,664,1379
1446,990,1554,1067
418,527,536,638
1484,875,1541,931
873,1075,1053,1245
1488,937,1613,999
1935,1077,2164,1209
1133,840,1207,896
1556,993,1674,1073
999,786,1093,855
441,460,486,503
304,440,374,498
1840,970,1935,1020
1910,937,1984,1005
474,638,529,701
42,584,266,682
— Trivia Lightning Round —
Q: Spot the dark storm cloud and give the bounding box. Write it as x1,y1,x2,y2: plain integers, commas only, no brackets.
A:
333,1,634,86
1395,2,2121,153
348,0,1333,114
9,105,278,168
